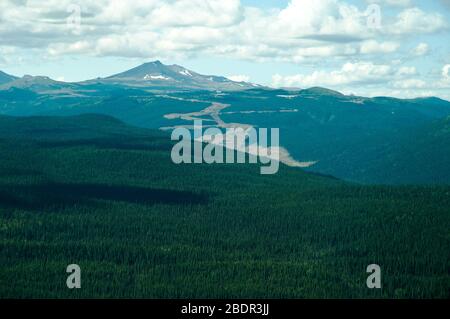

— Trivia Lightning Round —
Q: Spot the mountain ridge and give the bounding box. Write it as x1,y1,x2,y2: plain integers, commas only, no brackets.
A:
0,75,449,184
1,62,449,102
96,60,259,91
0,70,18,85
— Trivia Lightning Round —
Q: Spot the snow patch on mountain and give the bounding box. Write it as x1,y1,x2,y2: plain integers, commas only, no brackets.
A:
144,74,171,81
179,70,192,77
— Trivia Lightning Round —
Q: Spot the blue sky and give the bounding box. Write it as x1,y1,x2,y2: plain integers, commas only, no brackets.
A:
0,0,449,99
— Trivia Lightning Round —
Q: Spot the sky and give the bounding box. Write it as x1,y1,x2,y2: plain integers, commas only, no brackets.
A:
0,0,449,100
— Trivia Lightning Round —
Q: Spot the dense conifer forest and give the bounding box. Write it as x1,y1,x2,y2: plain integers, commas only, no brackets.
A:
0,115,449,298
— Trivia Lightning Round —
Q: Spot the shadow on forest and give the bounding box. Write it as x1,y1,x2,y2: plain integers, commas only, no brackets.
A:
36,137,173,152
0,182,208,210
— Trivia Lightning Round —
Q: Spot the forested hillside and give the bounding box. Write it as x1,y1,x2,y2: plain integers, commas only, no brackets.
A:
1,80,449,184
0,115,449,298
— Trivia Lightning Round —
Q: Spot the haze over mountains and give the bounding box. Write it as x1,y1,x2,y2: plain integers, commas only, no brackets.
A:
1,61,449,184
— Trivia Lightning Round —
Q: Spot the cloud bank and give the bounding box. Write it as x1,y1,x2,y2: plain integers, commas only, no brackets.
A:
0,0,449,99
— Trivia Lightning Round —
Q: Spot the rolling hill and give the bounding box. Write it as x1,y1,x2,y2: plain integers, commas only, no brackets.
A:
0,114,448,298
0,75,76,94
0,63,449,184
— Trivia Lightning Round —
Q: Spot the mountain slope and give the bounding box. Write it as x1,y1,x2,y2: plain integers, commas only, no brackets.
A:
0,114,449,298
96,60,258,91
341,116,450,184
0,63,449,184
0,75,77,94
216,89,450,184
0,113,156,140
0,70,18,85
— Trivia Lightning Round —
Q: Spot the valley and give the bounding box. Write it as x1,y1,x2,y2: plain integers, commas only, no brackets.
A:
1,0,449,304
1,63,449,184
0,114,449,298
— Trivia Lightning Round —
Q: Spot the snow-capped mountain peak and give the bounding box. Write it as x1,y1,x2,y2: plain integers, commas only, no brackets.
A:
102,61,258,91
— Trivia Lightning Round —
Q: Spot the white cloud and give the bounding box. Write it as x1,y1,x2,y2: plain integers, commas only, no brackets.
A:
148,0,243,27
360,40,399,54
366,0,411,7
443,65,450,79
0,0,449,100
397,66,416,76
391,8,448,34
48,41,91,56
272,62,393,88
270,61,445,99
411,43,429,56
272,0,378,42
392,79,426,89
0,0,447,63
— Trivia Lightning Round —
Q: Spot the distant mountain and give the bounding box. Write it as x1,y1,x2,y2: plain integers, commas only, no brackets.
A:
0,75,76,94
1,62,260,93
0,63,450,184
0,71,18,85
211,89,450,184
93,60,259,91
301,87,344,96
